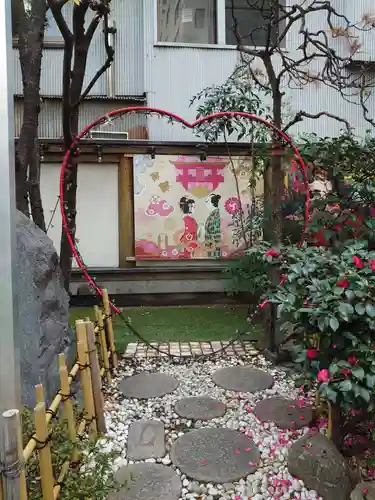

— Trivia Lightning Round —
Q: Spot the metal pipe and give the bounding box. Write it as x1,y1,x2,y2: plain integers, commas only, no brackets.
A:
107,18,116,98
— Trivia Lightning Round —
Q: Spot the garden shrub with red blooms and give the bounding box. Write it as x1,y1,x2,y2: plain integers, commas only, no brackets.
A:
272,241,375,414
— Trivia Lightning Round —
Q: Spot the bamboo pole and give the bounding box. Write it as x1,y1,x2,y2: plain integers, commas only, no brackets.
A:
23,363,80,463
1,409,28,500
102,288,118,368
94,306,111,384
58,354,77,445
85,321,107,434
35,384,45,405
76,338,97,438
34,403,54,500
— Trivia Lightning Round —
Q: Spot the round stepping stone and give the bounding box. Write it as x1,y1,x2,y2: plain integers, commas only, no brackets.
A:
119,373,178,399
254,397,313,429
175,396,226,421
110,464,181,500
170,428,260,483
211,366,274,393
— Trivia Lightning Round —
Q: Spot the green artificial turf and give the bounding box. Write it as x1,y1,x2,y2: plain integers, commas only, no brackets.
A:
69,305,260,354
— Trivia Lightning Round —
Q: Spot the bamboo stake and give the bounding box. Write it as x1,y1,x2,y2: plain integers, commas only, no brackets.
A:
76,338,97,438
58,354,77,446
35,384,45,405
85,321,107,433
34,403,54,500
1,409,28,500
94,305,111,384
102,288,118,368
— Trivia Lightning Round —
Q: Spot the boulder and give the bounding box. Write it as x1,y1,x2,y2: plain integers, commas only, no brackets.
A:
288,432,351,500
351,482,375,500
16,211,75,407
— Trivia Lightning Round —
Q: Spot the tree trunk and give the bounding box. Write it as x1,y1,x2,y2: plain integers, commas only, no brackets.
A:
29,142,46,231
16,0,47,229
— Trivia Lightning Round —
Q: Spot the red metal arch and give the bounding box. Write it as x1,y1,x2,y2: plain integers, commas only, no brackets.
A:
59,107,310,313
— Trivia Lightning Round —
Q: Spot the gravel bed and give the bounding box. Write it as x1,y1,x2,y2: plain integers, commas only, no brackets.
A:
103,351,323,500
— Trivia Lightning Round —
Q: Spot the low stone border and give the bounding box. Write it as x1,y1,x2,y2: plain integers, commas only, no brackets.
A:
123,341,259,358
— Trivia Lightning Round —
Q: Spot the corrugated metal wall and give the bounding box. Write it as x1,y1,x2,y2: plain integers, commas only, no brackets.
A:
14,99,146,138
143,0,375,141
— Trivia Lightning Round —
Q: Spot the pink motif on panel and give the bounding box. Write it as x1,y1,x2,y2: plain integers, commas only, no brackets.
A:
170,156,228,198
224,196,242,215
145,196,174,217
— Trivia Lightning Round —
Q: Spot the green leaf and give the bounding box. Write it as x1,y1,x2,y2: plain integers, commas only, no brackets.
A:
358,386,371,403
366,303,375,318
329,363,339,375
352,366,365,380
326,386,338,403
338,302,354,318
345,290,355,301
338,380,352,391
366,374,375,388
329,316,340,332
355,303,366,315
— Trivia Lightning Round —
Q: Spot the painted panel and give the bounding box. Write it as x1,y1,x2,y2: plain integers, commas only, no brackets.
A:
133,154,262,260
41,163,119,268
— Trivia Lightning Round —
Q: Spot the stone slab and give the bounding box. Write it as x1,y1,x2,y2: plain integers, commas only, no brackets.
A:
119,373,178,399
170,428,260,483
288,433,351,500
174,396,226,421
254,397,313,429
110,464,181,500
211,366,274,393
127,420,165,460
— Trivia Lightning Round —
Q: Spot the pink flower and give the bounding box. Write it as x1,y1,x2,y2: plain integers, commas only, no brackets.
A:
370,260,375,271
348,354,359,365
265,248,280,258
352,256,364,269
337,278,349,288
370,206,375,217
341,368,352,377
306,348,318,360
317,369,330,382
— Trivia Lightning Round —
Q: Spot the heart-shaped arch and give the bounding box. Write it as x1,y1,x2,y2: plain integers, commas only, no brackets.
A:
59,107,310,315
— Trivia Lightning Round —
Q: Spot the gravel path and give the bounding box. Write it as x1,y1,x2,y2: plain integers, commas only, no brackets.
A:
104,349,323,500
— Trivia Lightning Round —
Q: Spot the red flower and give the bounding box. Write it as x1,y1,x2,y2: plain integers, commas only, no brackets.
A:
352,256,364,269
306,348,318,360
265,248,280,258
370,260,375,271
348,354,359,365
341,368,352,377
317,369,330,382
337,278,349,288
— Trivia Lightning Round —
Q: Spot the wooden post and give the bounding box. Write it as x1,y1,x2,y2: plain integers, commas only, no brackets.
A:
85,321,107,434
94,306,111,384
34,403,54,500
58,354,77,444
118,155,135,267
102,289,118,368
76,338,97,438
1,409,28,500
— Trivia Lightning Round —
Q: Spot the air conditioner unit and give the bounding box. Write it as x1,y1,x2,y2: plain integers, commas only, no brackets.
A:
88,130,129,140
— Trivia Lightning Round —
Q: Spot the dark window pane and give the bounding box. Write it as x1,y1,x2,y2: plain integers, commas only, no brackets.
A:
225,0,280,47
158,0,216,44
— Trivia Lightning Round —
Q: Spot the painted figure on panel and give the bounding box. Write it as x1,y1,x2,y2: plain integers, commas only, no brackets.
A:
179,196,199,259
205,193,222,258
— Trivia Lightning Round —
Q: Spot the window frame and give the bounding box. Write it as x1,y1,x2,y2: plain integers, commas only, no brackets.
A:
154,0,285,50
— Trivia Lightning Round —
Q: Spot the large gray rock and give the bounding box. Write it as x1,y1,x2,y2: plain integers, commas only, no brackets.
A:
351,482,375,500
16,211,74,407
288,433,351,500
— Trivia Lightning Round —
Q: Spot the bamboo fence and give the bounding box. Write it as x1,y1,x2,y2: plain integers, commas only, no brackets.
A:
0,289,117,500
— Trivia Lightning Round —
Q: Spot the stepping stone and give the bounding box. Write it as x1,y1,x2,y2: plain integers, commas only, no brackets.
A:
119,373,178,399
174,397,226,421
288,433,351,500
170,428,260,483
211,366,274,393
254,397,313,429
127,420,165,460
110,463,181,500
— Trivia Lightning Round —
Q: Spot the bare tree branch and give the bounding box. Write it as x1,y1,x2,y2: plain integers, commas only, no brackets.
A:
283,111,353,134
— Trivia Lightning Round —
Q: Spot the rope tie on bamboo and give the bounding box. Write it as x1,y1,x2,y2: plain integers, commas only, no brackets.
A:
34,433,53,450
54,480,65,488
46,408,58,419
57,389,77,402
77,361,91,370
103,313,112,320
0,458,24,478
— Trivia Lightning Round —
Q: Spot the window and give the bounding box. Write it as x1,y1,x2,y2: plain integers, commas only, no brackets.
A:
225,0,280,47
157,0,217,44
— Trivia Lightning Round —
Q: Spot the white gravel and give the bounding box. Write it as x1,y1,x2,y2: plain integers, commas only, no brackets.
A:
103,351,323,500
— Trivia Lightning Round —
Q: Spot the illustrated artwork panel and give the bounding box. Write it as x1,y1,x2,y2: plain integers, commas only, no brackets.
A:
133,154,263,260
